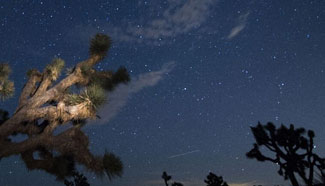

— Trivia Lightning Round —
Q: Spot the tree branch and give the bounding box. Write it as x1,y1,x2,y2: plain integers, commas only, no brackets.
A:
33,74,53,98
28,55,101,109
17,70,42,109
48,128,104,174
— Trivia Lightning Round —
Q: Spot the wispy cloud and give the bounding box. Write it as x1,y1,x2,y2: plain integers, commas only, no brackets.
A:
227,12,250,39
168,150,200,159
72,0,217,46
114,0,216,43
95,62,176,124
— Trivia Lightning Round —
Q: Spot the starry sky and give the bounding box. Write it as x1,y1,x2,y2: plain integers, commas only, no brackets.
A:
1,0,325,186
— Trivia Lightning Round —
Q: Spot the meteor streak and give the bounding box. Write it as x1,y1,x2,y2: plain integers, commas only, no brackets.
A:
168,150,200,159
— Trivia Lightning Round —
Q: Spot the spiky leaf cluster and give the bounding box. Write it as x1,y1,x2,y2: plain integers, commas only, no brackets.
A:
111,67,130,85
0,63,14,100
65,84,106,111
250,122,309,151
0,80,14,100
45,58,65,81
65,94,85,106
83,84,106,109
64,171,90,186
204,172,228,186
26,69,39,78
89,33,112,58
103,152,123,180
88,70,112,87
80,64,92,78
0,63,10,80
89,67,130,91
65,66,130,112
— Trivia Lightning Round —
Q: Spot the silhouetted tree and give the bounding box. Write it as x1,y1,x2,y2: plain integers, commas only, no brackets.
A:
247,122,325,186
0,34,130,181
162,171,172,186
171,182,184,186
162,171,183,186
204,172,228,186
64,171,90,186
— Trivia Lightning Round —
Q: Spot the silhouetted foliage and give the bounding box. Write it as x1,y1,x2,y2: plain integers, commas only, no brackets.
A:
204,172,229,186
103,152,123,180
21,148,75,180
162,171,183,186
247,122,325,186
161,171,231,186
162,171,172,186
0,34,130,183
89,33,112,59
64,171,90,186
89,67,130,92
171,182,184,186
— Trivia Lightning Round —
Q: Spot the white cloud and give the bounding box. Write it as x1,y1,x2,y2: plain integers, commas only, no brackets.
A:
227,12,250,39
109,0,216,44
95,62,176,124
69,1,217,46
228,24,246,39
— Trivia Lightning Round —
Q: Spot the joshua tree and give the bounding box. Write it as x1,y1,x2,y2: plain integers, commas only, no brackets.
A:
64,171,90,186
204,172,228,186
162,171,172,186
171,182,184,186
0,34,130,181
246,122,325,186
161,171,183,186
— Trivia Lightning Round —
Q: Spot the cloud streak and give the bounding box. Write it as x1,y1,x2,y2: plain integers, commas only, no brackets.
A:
120,0,215,41
227,12,250,39
95,62,176,124
73,0,216,46
168,150,200,159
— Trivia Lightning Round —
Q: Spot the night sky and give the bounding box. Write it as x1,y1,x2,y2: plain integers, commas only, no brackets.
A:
1,0,325,186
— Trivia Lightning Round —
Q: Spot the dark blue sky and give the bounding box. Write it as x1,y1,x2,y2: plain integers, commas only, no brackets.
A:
1,0,325,186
